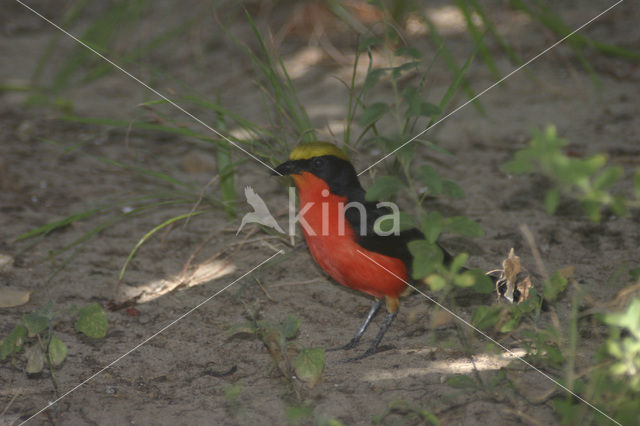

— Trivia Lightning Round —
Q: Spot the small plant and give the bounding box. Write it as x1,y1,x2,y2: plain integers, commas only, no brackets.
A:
552,297,640,425
603,297,640,392
338,7,494,296
0,302,108,374
504,125,640,222
228,314,325,392
373,399,440,425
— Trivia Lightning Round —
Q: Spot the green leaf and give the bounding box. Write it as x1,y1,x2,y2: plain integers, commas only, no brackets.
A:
442,180,464,198
453,272,475,288
634,169,640,199
375,212,416,234
226,322,257,336
593,166,623,190
420,211,442,243
23,313,49,337
630,267,640,281
294,348,325,387
403,88,441,117
394,46,422,59
553,398,579,425
443,216,484,237
603,298,640,339
75,302,108,339
281,315,300,339
409,240,444,279
426,274,447,291
446,374,476,388
48,335,67,366
390,61,420,79
611,196,627,217
286,405,313,423
543,271,568,302
581,199,601,222
363,68,387,92
365,175,403,201
417,165,442,195
223,382,242,400
503,152,535,175
449,253,469,274
417,139,453,157
417,102,441,117
544,188,560,214
500,317,521,333
359,102,389,129
468,270,495,293
0,324,27,360
471,306,501,330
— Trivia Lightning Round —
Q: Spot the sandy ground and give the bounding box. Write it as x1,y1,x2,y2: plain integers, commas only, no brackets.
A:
1,1,640,424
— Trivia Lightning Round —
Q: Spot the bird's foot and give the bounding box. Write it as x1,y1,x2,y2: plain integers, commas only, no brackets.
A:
333,347,378,364
326,337,360,352
332,344,392,364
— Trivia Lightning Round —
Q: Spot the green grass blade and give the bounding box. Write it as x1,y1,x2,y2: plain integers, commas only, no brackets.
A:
83,16,199,82
50,0,150,94
180,95,275,140
29,0,90,87
422,12,485,115
217,144,237,220
62,115,214,141
16,207,108,241
591,40,640,61
435,40,481,119
97,157,195,190
468,0,525,68
455,0,500,81
46,199,193,262
243,10,315,141
213,96,237,221
119,210,205,280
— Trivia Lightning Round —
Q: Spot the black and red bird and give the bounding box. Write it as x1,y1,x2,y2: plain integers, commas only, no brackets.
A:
275,141,455,360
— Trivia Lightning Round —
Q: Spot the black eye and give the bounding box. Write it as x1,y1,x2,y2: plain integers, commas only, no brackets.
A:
312,157,324,169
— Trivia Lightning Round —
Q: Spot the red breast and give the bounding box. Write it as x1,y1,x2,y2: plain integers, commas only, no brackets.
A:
292,172,408,299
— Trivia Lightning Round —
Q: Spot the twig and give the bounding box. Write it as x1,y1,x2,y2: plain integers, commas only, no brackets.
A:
520,224,549,282
1,387,22,416
185,174,220,227
520,224,562,331
501,407,548,426
254,277,276,303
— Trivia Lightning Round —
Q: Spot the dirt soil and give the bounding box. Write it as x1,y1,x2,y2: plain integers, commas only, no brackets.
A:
1,1,640,425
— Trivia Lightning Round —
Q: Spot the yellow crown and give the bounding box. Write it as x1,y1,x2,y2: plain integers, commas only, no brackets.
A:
289,142,350,161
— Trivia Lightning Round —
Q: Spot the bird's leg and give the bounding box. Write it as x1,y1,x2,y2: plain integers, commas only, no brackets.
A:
327,298,383,351
338,296,399,363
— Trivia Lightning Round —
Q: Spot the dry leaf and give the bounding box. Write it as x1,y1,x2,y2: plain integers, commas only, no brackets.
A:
25,344,45,374
515,273,533,303
492,248,533,304
0,288,33,308
0,253,14,271
431,308,455,328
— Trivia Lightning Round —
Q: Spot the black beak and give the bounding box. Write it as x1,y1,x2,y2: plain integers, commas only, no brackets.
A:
273,160,299,176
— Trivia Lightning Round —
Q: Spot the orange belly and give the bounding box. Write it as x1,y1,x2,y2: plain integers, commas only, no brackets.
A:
293,173,408,299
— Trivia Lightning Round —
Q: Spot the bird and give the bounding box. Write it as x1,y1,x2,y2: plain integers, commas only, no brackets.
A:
236,186,285,235
274,141,456,361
